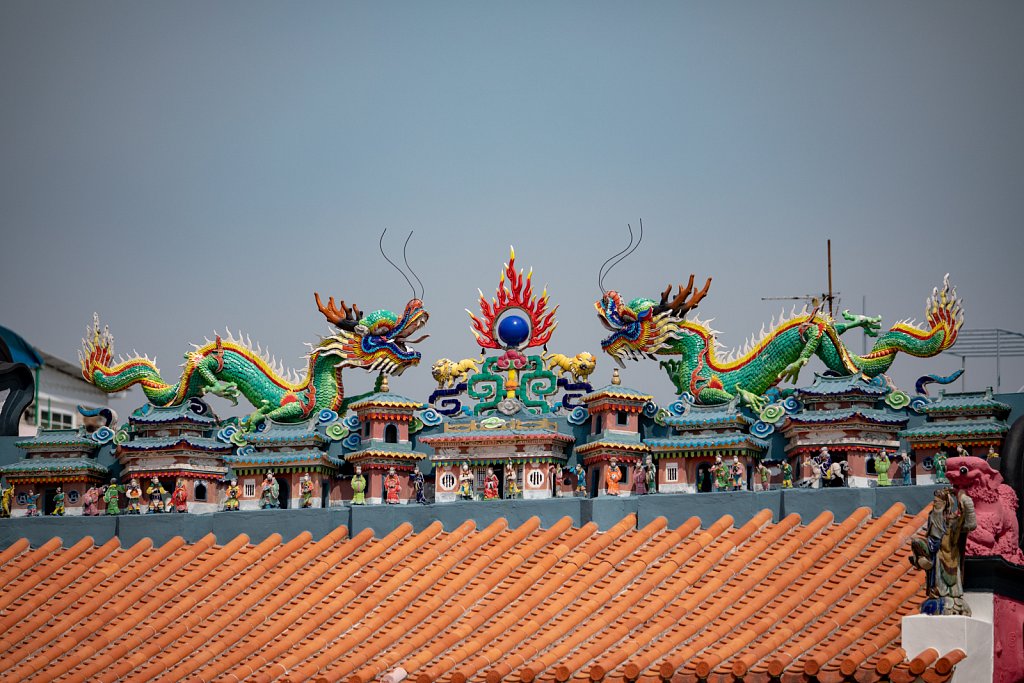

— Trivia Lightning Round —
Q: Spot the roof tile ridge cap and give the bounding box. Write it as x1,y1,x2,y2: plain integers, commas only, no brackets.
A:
933,648,966,675
779,554,924,675
130,533,345,683
837,622,900,675
0,538,31,568
439,526,602,682
343,519,556,682
876,646,907,674
84,534,270,682
218,524,453,680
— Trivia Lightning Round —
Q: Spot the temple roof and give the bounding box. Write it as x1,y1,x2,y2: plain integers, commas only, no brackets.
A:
917,390,1011,417
0,457,107,475
128,401,218,426
784,408,909,425
118,436,233,452
349,392,424,411
664,402,754,428
581,383,653,403
900,419,1009,439
223,449,342,467
0,504,960,683
15,429,96,451
645,432,771,451
243,419,325,445
795,373,890,398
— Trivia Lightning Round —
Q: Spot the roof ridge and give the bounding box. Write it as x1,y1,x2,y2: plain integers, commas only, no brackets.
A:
139,528,362,682
337,517,575,683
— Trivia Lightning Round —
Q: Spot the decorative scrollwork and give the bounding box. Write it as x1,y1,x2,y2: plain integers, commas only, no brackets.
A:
342,433,363,450
90,426,115,444
217,424,239,444
317,409,339,425
759,404,786,424
419,408,443,427
750,421,775,438
324,423,349,441
885,390,911,410
567,405,589,425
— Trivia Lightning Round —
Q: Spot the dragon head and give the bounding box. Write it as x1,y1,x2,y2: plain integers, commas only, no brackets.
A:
315,293,429,376
595,275,712,367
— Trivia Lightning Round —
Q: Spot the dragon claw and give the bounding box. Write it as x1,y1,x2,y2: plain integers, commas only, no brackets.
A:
203,380,240,405
736,388,768,413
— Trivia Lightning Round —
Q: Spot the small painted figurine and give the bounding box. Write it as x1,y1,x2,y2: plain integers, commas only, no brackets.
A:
933,448,948,485
645,454,656,494
956,444,969,459
0,482,13,518
875,450,891,487
259,471,280,509
633,461,647,495
571,463,587,497
383,467,401,504
351,466,366,505
504,461,521,499
483,467,499,500
458,462,474,500
170,479,188,513
713,455,730,491
780,461,793,489
605,457,622,496
125,478,142,514
147,477,168,513
899,452,913,486
224,479,240,511
756,461,771,491
52,487,65,516
410,469,427,504
299,472,314,508
731,456,744,491
25,489,39,517
987,445,998,461
817,447,834,487
103,478,122,515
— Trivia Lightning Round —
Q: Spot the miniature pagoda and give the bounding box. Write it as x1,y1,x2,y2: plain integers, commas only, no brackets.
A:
900,387,1011,483
2,426,108,515
574,369,650,496
344,375,429,504
223,417,342,509
644,396,768,493
780,374,909,487
117,398,230,513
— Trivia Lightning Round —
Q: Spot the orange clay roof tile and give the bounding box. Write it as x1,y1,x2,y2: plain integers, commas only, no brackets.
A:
0,503,964,683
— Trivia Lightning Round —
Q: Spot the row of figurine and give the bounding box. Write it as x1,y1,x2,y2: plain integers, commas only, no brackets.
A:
0,476,192,518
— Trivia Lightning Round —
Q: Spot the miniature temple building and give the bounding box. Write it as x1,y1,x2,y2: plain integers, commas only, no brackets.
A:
644,399,768,492
223,418,341,509
117,399,230,513
900,387,1011,483
780,374,908,487
1,428,108,515
574,370,651,496
344,376,428,504
421,403,574,502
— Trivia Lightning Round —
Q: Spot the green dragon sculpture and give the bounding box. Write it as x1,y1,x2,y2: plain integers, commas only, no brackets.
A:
596,274,962,410
80,293,428,430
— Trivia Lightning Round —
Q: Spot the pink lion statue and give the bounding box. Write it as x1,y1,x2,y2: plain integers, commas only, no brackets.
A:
945,455,1024,564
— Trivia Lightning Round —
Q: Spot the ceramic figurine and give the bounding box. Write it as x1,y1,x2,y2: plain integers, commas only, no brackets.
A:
410,469,427,504
504,461,521,499
299,473,314,508
103,479,122,515
0,482,13,518
605,458,622,496
780,461,793,489
25,490,39,517
224,479,240,511
483,467,499,500
731,456,744,491
910,487,977,615
899,452,913,486
933,448,948,485
458,463,474,501
570,463,587,497
259,471,280,509
351,466,366,505
875,450,891,487
756,461,771,491
146,477,168,513
987,445,999,461
383,467,401,504
52,487,65,516
956,444,969,459
125,478,143,514
633,461,648,496
645,454,656,494
713,455,730,492
170,479,188,513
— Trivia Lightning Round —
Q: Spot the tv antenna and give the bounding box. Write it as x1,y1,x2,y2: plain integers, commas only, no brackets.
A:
761,239,840,317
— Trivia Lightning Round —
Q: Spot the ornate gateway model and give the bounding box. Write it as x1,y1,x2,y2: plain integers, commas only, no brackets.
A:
78,293,428,432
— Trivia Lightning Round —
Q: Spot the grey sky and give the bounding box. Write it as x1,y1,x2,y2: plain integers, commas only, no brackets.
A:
2,2,1023,417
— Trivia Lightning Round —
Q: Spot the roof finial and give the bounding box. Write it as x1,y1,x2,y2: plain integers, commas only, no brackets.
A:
380,374,390,393
612,368,621,385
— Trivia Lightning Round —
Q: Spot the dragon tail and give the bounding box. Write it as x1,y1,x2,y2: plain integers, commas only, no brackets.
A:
79,314,178,405
856,275,964,377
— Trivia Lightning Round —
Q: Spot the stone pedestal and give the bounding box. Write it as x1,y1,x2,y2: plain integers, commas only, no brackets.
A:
902,592,993,683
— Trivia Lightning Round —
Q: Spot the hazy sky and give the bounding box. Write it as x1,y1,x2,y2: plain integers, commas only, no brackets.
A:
2,2,1022,418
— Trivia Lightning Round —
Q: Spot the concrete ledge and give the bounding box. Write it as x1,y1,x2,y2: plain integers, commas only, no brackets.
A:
0,486,941,549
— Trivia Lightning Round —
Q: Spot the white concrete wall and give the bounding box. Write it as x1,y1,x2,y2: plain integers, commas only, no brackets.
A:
902,592,993,683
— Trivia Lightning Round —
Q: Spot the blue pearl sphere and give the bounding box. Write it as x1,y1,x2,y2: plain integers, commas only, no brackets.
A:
497,314,530,347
